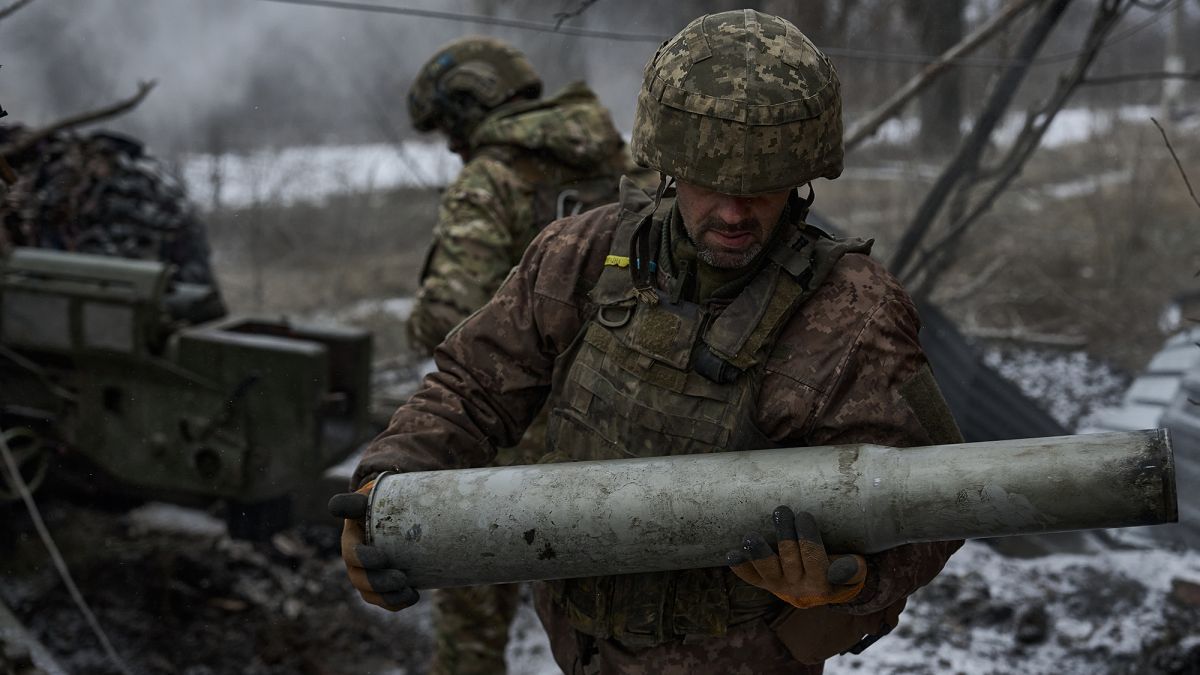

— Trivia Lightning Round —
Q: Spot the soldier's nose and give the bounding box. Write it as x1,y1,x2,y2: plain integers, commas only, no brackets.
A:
713,196,754,226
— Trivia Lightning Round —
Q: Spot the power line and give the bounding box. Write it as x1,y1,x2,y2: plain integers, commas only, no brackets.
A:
254,0,1175,69
255,0,667,43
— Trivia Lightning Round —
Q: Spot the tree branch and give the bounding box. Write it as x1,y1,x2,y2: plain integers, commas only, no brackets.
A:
888,0,1072,280
1152,117,1200,212
907,0,1133,295
0,80,157,158
0,0,35,22
554,0,599,29
844,0,1040,152
1082,69,1200,86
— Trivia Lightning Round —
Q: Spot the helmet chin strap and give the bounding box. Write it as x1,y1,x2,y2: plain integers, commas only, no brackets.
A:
793,183,815,221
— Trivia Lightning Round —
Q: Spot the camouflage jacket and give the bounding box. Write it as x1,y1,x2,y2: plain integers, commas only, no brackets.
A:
406,81,635,353
358,200,962,623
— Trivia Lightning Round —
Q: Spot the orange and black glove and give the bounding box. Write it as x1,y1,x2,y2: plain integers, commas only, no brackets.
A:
328,480,419,611
726,505,868,609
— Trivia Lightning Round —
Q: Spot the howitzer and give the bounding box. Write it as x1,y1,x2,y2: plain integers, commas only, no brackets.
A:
364,429,1176,588
0,248,372,512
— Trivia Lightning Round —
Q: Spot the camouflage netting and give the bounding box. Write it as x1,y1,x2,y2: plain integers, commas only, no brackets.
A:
0,125,220,287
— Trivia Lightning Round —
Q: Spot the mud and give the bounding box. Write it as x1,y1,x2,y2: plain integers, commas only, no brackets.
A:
1,499,432,675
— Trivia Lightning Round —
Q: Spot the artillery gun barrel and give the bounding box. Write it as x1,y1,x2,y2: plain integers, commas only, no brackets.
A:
365,430,1177,588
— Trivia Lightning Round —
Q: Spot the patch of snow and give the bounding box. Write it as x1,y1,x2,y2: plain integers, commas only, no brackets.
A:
1038,169,1132,201
0,599,71,675
841,161,943,182
180,141,461,209
320,297,417,325
855,104,1165,152
484,540,1200,675
827,540,1200,675
862,116,922,146
506,589,559,675
982,347,1128,430
123,502,226,538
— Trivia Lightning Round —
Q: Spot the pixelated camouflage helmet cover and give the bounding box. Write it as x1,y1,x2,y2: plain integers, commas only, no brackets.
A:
631,10,843,195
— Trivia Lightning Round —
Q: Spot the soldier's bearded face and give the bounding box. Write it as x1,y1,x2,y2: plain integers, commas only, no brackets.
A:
675,181,791,269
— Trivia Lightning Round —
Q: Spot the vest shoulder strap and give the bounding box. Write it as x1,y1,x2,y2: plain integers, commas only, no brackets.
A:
587,176,663,306
703,224,873,371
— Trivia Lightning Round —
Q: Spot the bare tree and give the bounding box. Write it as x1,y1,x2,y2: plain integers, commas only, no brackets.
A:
903,0,1145,299
0,81,156,158
901,0,967,155
889,0,1074,283
0,0,34,22
844,0,1040,152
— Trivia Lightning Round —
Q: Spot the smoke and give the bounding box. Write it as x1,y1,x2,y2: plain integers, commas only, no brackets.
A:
0,0,666,155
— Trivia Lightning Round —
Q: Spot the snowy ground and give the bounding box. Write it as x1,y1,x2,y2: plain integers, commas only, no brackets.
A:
176,106,1197,211
981,346,1130,432
824,541,1200,675
501,539,1200,674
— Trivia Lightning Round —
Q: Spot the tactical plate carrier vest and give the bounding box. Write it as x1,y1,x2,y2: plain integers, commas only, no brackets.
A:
544,180,872,646
482,144,631,230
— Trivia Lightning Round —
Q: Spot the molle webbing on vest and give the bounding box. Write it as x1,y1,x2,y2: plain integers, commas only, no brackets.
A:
551,569,779,646
476,146,627,227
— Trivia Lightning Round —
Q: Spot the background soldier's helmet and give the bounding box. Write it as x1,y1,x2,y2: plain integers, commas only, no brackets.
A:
408,36,543,140
631,10,843,195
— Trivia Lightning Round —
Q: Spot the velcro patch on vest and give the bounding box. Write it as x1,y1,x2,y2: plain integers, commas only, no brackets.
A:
569,355,731,447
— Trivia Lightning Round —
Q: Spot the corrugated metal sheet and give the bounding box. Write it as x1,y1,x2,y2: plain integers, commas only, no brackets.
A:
1124,375,1183,407
1082,327,1200,434
917,302,1068,442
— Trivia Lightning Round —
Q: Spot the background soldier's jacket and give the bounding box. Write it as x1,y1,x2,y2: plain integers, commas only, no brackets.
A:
406,81,636,354
359,191,962,658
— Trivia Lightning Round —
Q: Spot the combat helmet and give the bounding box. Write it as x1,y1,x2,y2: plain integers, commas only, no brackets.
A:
631,10,843,195
408,36,543,141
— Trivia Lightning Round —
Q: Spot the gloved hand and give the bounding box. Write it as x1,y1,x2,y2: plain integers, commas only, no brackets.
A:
329,479,419,610
726,505,867,609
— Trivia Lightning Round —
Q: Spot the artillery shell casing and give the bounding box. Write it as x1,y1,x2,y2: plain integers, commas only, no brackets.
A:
365,429,1176,588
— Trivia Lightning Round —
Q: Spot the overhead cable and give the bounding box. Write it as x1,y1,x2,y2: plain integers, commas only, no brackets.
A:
255,0,1177,69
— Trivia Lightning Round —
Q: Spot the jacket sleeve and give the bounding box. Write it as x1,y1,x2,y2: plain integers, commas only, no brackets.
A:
407,157,531,354
353,208,613,488
803,293,963,616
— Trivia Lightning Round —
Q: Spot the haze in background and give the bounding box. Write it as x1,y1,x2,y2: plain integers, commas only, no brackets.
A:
0,0,661,153
1,0,1189,157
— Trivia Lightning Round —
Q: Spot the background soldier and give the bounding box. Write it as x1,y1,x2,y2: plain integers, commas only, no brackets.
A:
404,36,640,675
343,11,962,673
